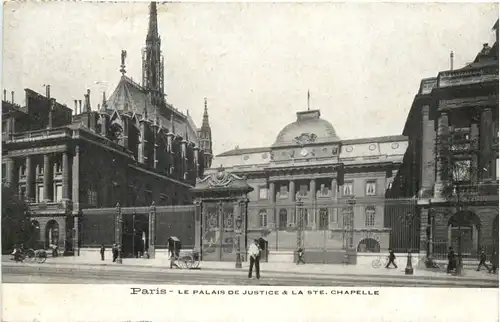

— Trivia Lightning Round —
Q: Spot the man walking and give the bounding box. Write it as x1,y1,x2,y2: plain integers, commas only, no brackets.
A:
100,244,105,261
489,250,498,274
447,247,456,274
248,239,261,279
112,244,118,263
385,249,397,269
476,249,490,271
296,247,305,265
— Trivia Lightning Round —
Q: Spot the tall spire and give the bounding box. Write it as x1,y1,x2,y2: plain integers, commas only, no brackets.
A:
202,97,210,129
142,1,164,96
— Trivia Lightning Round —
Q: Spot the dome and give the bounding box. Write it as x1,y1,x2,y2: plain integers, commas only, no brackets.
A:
273,110,340,146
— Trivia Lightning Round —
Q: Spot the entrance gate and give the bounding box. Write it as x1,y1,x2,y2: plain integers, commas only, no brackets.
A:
192,166,253,266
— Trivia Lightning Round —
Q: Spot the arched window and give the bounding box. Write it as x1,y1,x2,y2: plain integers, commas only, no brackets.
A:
259,210,268,228
365,206,376,227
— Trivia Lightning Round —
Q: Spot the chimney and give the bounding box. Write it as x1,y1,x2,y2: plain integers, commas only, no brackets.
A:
11,91,14,104
3,89,6,101
78,100,82,114
74,100,78,115
46,85,50,98
450,51,454,70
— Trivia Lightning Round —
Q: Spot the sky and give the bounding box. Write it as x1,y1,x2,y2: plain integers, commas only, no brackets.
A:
2,2,498,155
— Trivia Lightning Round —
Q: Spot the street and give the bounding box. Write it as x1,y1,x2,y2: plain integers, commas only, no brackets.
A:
3,263,497,287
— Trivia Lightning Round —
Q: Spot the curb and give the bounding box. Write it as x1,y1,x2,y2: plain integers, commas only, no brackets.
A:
4,261,498,284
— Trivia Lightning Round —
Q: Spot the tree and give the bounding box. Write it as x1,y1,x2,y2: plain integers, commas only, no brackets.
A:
1,184,33,253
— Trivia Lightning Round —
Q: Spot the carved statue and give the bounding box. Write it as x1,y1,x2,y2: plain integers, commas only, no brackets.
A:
294,133,317,145
332,146,339,155
197,165,246,188
121,50,127,66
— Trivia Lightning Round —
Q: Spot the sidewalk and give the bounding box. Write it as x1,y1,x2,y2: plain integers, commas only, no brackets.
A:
6,255,498,283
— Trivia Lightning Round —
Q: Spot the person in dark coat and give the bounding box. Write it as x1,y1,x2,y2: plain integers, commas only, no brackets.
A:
100,244,105,261
296,247,305,265
385,249,397,269
112,244,118,262
489,250,498,274
476,249,489,271
447,247,456,274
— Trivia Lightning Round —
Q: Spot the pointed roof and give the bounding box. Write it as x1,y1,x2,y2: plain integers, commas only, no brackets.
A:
106,76,155,116
147,2,159,41
201,97,210,130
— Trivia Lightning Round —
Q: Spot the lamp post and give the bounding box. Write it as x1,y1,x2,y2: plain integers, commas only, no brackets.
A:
115,202,123,264
149,201,156,259
343,197,356,265
234,199,246,269
403,212,415,275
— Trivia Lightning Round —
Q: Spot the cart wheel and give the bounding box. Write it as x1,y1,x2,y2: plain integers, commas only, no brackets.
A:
26,249,36,262
185,256,194,269
179,256,191,269
192,260,200,269
36,251,47,264
372,259,381,269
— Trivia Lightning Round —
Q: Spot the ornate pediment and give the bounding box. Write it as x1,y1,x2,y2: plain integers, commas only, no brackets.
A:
294,133,317,146
193,166,254,194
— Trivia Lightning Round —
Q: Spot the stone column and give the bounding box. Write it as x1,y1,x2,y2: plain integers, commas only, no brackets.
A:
5,157,15,187
73,216,79,256
289,180,295,202
331,178,338,229
148,202,156,259
62,152,69,200
310,179,317,229
43,154,51,201
269,182,276,229
470,123,479,182
289,180,295,225
72,146,80,213
480,108,493,179
434,112,449,198
419,208,429,256
420,105,436,190
26,156,34,200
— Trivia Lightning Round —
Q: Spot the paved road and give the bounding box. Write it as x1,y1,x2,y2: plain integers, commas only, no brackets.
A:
3,265,496,287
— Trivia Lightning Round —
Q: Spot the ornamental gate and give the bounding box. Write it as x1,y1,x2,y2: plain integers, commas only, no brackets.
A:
192,167,253,264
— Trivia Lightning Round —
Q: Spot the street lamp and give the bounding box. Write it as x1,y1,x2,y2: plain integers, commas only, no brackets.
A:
115,202,123,264
402,212,415,275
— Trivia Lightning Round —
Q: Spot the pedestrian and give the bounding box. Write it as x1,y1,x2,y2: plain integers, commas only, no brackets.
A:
296,247,305,265
476,249,490,271
248,239,261,279
112,244,118,262
100,244,105,261
489,250,498,274
447,247,456,274
385,248,397,269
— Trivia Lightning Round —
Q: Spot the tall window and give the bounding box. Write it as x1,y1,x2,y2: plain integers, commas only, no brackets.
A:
279,209,287,230
365,180,376,196
259,210,268,228
365,206,376,227
259,187,268,200
342,208,351,227
36,185,44,203
54,184,63,202
343,181,354,196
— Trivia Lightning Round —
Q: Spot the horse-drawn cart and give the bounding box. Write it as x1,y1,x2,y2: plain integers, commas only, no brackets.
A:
167,236,200,269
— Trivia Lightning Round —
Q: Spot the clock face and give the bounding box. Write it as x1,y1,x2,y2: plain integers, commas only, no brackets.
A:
300,148,308,157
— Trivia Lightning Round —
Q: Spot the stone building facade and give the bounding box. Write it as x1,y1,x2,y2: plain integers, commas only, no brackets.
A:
208,108,408,261
388,20,499,259
1,2,213,254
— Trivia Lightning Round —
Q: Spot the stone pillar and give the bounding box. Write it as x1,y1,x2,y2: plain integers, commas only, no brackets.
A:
73,216,79,256
480,108,493,179
72,146,80,213
43,154,51,201
470,123,479,182
420,105,436,190
310,179,316,229
194,199,202,255
331,178,338,229
99,114,108,136
138,122,146,164
181,140,187,180
289,180,295,202
434,112,449,198
5,157,15,187
193,147,200,177
62,152,69,200
419,208,429,256
26,156,34,200
148,202,156,259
